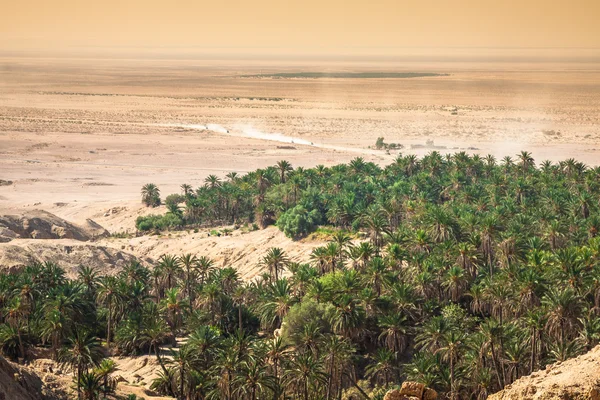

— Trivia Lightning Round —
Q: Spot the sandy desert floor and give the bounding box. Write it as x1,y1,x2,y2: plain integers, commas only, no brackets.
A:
1,56,600,264
2,57,600,211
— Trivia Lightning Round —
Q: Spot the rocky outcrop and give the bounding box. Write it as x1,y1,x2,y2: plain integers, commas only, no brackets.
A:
0,210,108,242
489,344,600,400
0,240,141,277
0,355,63,400
383,382,438,400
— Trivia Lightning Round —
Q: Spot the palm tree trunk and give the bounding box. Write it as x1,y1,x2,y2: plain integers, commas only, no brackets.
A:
530,330,536,374
273,358,279,400
180,366,185,400
227,370,232,400
304,378,309,400
490,341,504,389
238,306,243,331
186,268,191,301
77,365,82,400
107,298,112,346
327,354,335,400
499,312,507,386
154,345,174,396
16,327,25,362
450,357,455,400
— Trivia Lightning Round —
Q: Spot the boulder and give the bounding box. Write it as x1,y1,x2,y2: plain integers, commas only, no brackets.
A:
383,383,438,400
423,388,438,400
400,381,425,398
383,390,414,400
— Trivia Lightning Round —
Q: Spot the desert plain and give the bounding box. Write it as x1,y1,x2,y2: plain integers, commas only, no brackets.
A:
1,55,600,277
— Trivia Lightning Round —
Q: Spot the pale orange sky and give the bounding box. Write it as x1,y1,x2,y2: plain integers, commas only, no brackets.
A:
1,0,599,56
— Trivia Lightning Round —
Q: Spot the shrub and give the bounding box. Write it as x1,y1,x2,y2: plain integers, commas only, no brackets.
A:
277,205,320,239
281,299,334,343
165,193,185,208
136,214,182,231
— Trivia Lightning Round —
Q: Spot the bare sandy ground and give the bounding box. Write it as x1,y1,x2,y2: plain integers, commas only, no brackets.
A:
0,56,600,279
2,57,600,209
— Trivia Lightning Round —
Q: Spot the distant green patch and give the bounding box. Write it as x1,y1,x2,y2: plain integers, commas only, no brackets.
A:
240,72,448,79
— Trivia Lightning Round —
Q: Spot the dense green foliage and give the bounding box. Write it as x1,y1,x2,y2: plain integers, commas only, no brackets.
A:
4,152,600,399
277,205,321,238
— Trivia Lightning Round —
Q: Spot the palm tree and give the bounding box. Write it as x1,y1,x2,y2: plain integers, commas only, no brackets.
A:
436,331,466,399
232,286,248,332
443,266,469,302
360,207,389,253
415,316,449,353
547,338,584,363
179,253,198,302
518,151,535,173
97,276,120,346
141,183,161,207
94,359,117,399
480,215,500,273
265,337,290,398
234,359,276,400
479,318,505,388
143,316,172,386
4,297,27,361
261,248,289,282
78,371,104,400
180,183,192,197
204,174,222,189
213,346,241,400
276,160,293,184
0,324,22,361
77,266,100,299
58,330,104,400
258,279,296,330
157,254,181,292
171,344,198,399
521,310,546,374
321,335,355,400
330,294,366,339
542,287,584,346
365,257,387,296
161,288,188,334
195,256,215,286
403,352,439,389
283,353,327,400
365,348,398,386
457,242,478,278
378,314,408,354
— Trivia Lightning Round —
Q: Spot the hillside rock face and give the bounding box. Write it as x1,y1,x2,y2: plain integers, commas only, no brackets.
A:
489,345,600,400
0,210,107,242
0,240,140,277
0,355,62,400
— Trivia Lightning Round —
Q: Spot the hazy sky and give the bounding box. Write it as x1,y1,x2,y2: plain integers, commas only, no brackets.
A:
2,0,599,56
